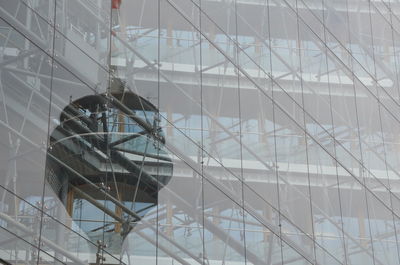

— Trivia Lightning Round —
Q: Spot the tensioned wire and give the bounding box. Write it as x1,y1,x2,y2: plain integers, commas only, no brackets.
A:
16,0,400,207
160,1,397,264
5,0,396,262
0,9,370,264
164,0,400,209
0,7,354,262
16,0,400,153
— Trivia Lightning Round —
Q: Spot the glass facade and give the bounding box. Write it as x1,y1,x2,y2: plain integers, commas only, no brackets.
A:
1,0,400,264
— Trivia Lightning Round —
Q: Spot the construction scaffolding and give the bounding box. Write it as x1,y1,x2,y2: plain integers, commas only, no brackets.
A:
1,0,400,264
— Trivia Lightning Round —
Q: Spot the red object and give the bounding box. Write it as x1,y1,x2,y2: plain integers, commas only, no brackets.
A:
112,0,122,9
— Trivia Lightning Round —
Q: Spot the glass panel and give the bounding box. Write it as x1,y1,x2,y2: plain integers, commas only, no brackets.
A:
244,210,283,265
203,178,246,264
111,0,159,107
273,105,315,261
240,85,279,209
0,187,41,263
2,1,400,265
55,0,111,69
157,122,204,265
338,164,374,265
200,35,241,170
158,0,202,145
0,27,51,260
0,0,55,52
54,31,109,93
367,190,399,264
0,223,41,264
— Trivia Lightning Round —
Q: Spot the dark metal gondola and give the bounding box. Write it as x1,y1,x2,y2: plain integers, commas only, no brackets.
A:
46,90,172,252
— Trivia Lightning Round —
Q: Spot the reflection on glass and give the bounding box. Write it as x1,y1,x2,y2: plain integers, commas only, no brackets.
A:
46,90,172,262
1,0,400,264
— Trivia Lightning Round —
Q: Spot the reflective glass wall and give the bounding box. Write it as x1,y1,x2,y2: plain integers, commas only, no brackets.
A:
1,0,400,264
